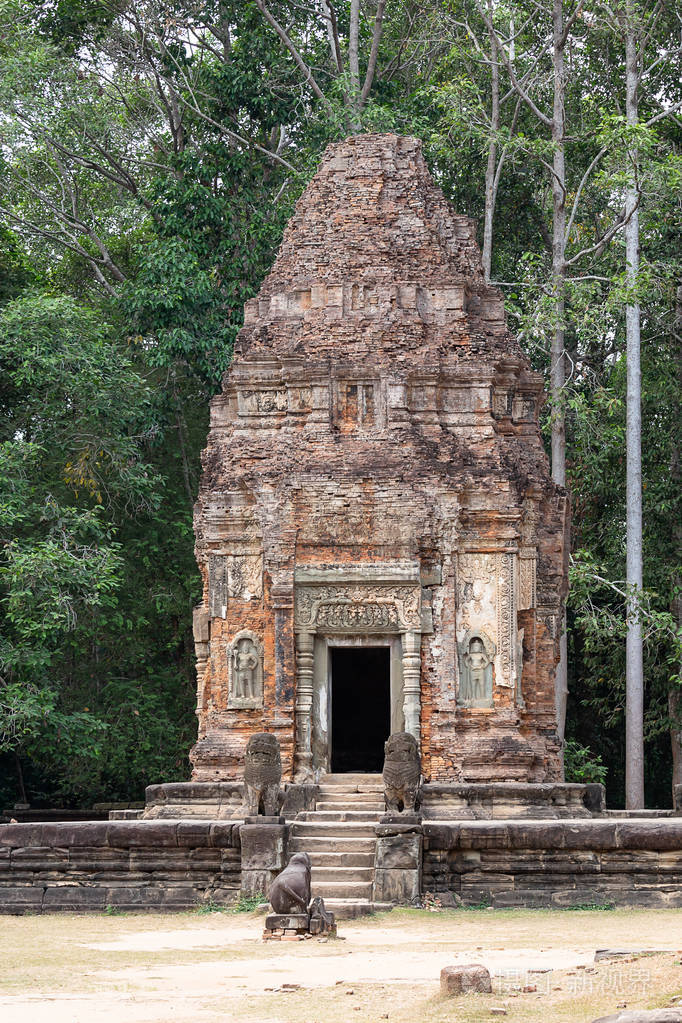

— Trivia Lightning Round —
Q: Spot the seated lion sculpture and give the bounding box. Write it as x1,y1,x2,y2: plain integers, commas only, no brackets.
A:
382,731,421,813
268,852,312,914
243,731,283,817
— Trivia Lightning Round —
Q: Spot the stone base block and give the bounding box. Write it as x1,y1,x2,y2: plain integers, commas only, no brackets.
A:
373,867,421,905
421,782,605,820
380,813,422,826
440,964,492,995
265,913,309,930
244,816,285,825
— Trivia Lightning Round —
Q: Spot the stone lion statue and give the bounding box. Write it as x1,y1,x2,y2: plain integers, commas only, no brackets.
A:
243,732,283,816
308,895,336,934
268,852,312,914
382,731,421,813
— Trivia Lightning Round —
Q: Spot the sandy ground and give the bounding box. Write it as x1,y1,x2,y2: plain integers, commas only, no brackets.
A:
0,907,681,1023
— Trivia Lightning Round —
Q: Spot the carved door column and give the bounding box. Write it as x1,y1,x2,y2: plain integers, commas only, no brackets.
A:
401,629,422,742
294,630,315,781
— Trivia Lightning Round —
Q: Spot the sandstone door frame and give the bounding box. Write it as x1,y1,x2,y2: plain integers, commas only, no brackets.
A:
312,634,404,775
293,562,423,782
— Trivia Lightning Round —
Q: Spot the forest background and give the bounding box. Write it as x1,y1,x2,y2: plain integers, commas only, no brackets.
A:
0,0,679,810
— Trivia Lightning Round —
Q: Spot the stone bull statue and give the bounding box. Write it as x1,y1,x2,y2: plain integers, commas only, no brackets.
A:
268,852,312,914
382,731,421,813
244,732,283,817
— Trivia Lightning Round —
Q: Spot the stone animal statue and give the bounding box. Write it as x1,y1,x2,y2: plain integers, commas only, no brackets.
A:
243,732,283,816
268,852,312,914
308,895,335,934
382,731,421,813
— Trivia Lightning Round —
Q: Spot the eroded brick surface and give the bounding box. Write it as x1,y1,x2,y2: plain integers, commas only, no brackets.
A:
190,133,568,785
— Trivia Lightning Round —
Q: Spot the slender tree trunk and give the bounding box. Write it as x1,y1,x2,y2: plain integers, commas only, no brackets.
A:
175,400,195,508
551,0,569,745
624,8,645,809
14,751,28,806
349,0,361,130
668,282,682,802
482,3,500,282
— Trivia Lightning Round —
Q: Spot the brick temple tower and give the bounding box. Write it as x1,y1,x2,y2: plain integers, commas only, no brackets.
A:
190,133,569,786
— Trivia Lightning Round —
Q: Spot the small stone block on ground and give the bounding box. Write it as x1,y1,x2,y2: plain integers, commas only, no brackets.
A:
440,964,492,995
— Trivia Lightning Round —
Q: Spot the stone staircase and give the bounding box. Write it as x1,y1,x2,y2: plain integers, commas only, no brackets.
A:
289,773,392,918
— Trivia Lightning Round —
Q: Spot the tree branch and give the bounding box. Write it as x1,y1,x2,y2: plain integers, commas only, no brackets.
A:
564,195,641,267
255,0,333,113
472,0,553,128
360,0,386,107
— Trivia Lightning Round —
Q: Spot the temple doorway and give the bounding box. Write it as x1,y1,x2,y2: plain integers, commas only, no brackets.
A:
330,646,391,772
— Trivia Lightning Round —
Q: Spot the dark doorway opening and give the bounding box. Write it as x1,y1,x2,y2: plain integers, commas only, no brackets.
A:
331,646,390,773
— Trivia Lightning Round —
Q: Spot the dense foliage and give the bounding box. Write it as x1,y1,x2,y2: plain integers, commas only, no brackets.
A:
0,0,679,809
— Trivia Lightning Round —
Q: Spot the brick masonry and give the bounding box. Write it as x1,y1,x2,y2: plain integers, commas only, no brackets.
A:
2,816,682,913
423,820,682,908
190,131,569,784
0,821,241,913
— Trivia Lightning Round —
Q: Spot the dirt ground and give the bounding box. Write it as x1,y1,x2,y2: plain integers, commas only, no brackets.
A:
0,906,680,1023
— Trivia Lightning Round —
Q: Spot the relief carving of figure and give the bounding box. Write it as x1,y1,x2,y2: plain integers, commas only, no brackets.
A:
458,631,495,706
229,632,263,707
382,732,421,813
243,732,283,817
233,642,258,699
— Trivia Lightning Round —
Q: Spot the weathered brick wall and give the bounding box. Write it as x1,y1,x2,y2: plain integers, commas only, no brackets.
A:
191,133,568,784
0,821,241,913
423,820,682,908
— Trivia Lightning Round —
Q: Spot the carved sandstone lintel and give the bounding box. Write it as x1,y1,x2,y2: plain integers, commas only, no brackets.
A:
294,582,421,633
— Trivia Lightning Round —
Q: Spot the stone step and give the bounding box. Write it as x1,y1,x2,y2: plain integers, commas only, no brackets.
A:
306,851,375,868
295,810,383,823
292,822,378,838
311,880,374,900
311,866,375,883
316,801,384,812
321,774,382,783
319,899,393,920
289,836,376,854
317,792,384,803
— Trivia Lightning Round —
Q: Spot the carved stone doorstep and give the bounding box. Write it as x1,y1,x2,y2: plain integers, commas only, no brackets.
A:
228,630,264,709
293,563,422,779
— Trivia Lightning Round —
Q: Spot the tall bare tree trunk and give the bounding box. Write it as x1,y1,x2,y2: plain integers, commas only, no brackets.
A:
349,0,361,130
624,6,645,808
482,2,500,282
668,282,682,803
551,0,569,747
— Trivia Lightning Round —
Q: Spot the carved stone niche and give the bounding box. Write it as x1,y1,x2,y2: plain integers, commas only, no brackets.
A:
457,630,496,708
228,630,264,709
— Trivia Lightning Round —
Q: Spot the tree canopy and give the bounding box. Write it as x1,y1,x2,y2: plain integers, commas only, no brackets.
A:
0,0,680,809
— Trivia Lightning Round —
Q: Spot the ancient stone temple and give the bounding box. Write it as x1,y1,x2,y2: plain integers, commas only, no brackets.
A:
190,133,569,787
6,135,682,921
